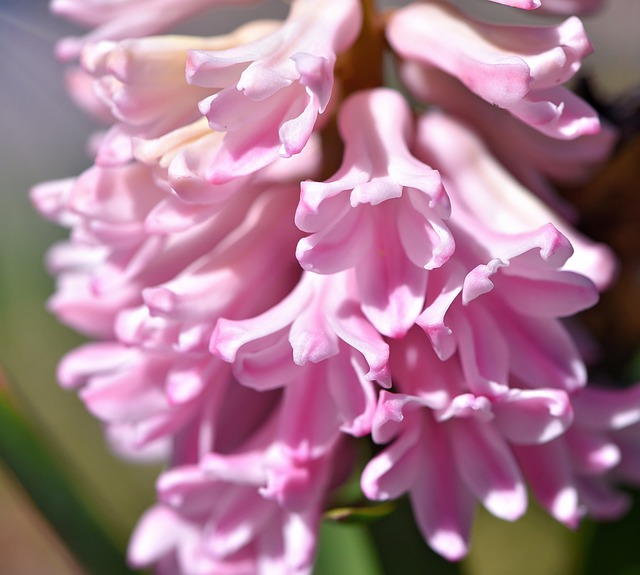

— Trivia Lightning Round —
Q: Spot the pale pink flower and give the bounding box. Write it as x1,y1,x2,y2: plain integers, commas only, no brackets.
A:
361,328,574,560
414,112,617,290
213,270,390,387
52,0,256,60
64,66,115,124
186,0,362,181
129,465,322,575
416,222,597,397
140,126,323,211
489,0,605,12
128,391,353,574
296,88,453,337
515,383,640,526
398,64,617,197
30,157,308,463
136,186,302,350
30,152,309,343
387,2,599,139
57,344,233,460
488,0,542,9
211,270,384,437
33,0,639,572
31,163,169,338
48,174,303,459
78,21,279,167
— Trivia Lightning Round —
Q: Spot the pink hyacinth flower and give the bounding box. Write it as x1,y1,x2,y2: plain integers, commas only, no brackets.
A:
129,399,352,574
387,2,599,139
414,112,617,290
129,469,316,574
488,0,542,9
398,64,617,198
515,383,640,526
213,270,389,385
31,163,170,338
52,0,257,60
57,344,234,459
79,20,280,167
137,186,302,350
186,0,362,182
416,224,597,398
212,270,383,437
361,328,574,561
31,0,640,572
489,0,605,12
130,465,322,575
296,88,453,337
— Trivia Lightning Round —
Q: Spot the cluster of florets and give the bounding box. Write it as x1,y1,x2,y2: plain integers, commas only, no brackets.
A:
32,0,640,573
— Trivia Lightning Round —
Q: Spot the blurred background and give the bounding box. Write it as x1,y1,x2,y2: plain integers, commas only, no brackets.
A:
0,0,638,573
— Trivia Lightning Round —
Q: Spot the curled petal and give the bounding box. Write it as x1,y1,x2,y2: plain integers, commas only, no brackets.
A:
493,389,574,444
509,86,600,139
388,4,598,138
53,0,253,60
415,112,617,291
187,0,363,179
361,431,423,501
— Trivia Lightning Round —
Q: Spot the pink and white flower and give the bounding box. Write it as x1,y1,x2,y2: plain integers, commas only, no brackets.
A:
52,0,257,60
387,2,599,139
361,328,574,560
415,225,598,398
128,417,346,575
398,64,618,198
78,20,280,167
33,0,640,572
296,88,453,337
516,383,640,525
186,0,362,181
414,112,617,290
489,0,605,13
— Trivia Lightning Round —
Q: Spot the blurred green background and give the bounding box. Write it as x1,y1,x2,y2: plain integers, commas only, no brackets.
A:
0,1,638,573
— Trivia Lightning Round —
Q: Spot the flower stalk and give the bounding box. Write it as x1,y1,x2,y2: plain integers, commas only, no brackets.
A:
28,0,640,573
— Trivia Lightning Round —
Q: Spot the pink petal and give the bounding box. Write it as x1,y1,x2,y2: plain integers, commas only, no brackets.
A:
493,389,574,444
449,418,527,520
410,415,476,561
515,442,580,527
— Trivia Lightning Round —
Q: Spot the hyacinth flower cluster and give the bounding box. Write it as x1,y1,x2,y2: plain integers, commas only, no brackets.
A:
31,0,640,573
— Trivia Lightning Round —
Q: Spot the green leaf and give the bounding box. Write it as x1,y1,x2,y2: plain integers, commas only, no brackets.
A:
314,520,384,575
0,379,138,575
